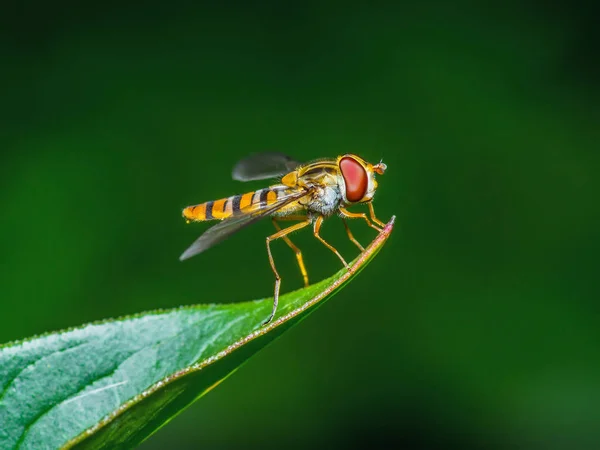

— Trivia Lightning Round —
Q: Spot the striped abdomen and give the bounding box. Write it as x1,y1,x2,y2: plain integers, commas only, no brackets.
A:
183,187,287,222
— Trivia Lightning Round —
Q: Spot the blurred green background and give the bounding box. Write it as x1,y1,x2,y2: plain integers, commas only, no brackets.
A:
1,1,599,449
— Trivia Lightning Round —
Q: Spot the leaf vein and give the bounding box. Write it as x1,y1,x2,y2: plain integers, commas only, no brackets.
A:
0,340,87,403
15,311,229,448
15,345,149,449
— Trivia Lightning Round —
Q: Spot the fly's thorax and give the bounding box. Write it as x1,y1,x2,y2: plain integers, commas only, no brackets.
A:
281,171,298,187
301,183,342,216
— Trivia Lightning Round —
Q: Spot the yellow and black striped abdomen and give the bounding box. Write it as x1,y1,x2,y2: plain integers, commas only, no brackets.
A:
182,187,284,222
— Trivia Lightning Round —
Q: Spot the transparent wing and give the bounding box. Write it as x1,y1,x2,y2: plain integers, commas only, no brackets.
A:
179,189,308,261
231,152,301,182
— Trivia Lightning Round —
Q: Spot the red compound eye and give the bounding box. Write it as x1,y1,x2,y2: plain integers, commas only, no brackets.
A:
339,156,368,202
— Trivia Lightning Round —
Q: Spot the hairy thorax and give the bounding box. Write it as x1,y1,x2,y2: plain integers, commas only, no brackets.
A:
301,184,342,217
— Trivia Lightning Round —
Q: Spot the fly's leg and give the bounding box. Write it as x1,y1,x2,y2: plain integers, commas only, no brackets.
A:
368,202,386,228
313,215,350,270
265,219,311,325
342,218,364,252
272,216,309,287
339,206,383,232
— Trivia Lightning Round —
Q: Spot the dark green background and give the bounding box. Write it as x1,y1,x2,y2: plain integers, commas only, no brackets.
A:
2,1,598,449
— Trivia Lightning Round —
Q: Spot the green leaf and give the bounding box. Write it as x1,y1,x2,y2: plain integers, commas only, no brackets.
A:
0,217,395,450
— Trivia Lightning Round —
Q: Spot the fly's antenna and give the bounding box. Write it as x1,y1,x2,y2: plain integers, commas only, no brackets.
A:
373,157,387,175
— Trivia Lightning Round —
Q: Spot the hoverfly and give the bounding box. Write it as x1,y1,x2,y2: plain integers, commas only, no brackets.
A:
180,152,387,325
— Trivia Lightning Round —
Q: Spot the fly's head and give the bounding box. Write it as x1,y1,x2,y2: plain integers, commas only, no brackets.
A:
336,154,386,205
